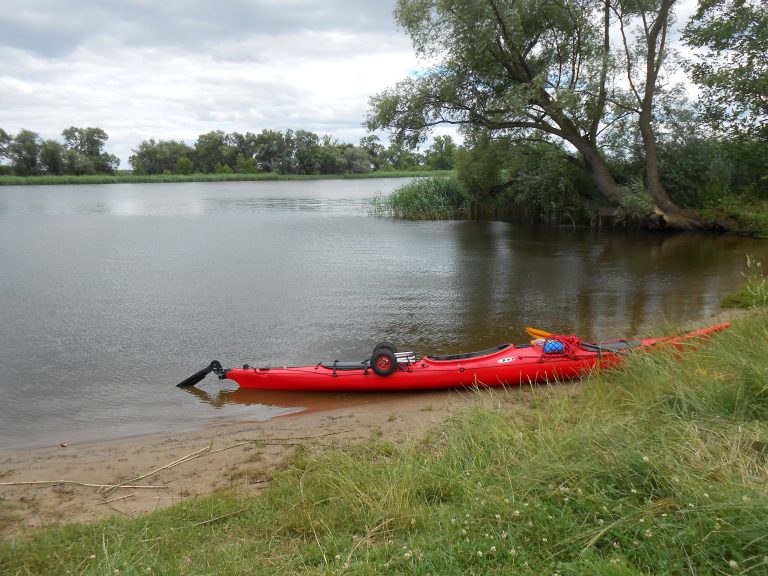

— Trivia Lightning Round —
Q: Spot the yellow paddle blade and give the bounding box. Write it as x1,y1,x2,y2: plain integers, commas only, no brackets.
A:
525,326,553,339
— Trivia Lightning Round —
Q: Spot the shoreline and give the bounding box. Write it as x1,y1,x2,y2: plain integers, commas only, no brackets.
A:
1,385,555,537
0,310,744,539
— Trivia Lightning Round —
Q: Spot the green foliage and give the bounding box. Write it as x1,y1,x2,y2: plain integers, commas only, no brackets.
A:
3,313,768,574
370,176,467,219
454,133,506,201
7,129,42,176
615,178,655,217
3,127,118,176
194,130,235,174
367,0,688,219
61,126,119,174
39,140,66,176
126,129,428,176
721,254,768,308
425,135,457,170
129,139,195,175
683,0,768,139
175,156,194,175
0,127,11,160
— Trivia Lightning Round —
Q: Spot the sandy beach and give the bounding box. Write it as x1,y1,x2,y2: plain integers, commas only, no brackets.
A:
0,384,577,539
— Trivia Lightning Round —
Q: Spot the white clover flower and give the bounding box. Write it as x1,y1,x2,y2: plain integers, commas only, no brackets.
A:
335,555,341,561
542,537,548,543
495,514,501,519
501,532,508,539
642,456,649,462
631,489,637,494
509,548,518,556
489,546,497,554
404,551,413,559
644,529,653,539
597,519,605,526
728,560,738,568
612,542,620,549
513,510,521,517
477,550,483,557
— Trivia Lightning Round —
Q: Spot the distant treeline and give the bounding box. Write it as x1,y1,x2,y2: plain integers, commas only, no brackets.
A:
0,127,119,176
129,130,457,176
0,127,457,177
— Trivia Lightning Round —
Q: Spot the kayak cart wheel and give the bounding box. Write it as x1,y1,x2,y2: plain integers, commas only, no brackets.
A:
372,341,398,355
371,348,398,377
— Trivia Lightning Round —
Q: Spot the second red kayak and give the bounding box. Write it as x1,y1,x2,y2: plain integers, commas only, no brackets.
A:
177,323,729,392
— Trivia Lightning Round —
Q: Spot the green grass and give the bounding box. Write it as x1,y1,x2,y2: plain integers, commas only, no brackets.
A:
370,175,468,220
2,313,768,574
0,170,453,187
721,254,768,309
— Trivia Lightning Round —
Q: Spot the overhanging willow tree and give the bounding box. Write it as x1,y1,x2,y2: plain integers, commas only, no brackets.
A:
367,0,700,228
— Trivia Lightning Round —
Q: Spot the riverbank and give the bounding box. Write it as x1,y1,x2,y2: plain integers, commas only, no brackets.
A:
0,386,506,535
0,170,452,186
3,307,765,574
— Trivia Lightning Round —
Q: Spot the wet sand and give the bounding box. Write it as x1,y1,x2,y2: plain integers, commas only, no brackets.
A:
0,384,570,539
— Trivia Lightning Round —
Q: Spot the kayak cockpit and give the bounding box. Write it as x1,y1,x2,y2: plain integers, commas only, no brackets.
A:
426,343,513,362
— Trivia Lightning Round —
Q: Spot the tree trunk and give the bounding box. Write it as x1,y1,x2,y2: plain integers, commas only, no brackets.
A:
635,0,703,229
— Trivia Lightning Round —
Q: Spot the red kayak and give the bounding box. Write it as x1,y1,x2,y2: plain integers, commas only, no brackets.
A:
177,323,729,392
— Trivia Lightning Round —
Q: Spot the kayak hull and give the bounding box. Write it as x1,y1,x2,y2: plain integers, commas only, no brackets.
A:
222,323,729,392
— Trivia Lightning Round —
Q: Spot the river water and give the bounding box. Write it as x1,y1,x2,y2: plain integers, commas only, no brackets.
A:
0,179,765,452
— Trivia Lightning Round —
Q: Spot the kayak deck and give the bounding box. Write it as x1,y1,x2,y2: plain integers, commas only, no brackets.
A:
206,322,729,392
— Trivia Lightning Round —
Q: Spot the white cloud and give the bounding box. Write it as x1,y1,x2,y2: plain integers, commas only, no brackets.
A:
0,0,419,166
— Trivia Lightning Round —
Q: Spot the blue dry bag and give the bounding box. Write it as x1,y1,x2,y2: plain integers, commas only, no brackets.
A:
543,339,565,354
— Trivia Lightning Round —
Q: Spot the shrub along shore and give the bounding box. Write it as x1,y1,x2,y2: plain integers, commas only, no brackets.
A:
2,283,766,574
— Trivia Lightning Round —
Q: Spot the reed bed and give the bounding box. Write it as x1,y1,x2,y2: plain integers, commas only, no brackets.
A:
2,312,767,574
370,176,468,220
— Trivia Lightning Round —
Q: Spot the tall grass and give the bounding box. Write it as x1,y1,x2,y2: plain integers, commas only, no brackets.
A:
370,176,468,220
2,313,767,574
721,254,768,309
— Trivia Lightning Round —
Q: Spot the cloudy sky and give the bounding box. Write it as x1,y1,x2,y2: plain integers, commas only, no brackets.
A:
1,1,701,168
0,0,421,166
